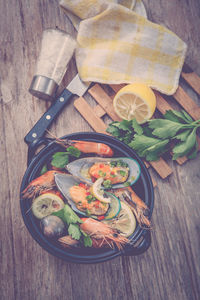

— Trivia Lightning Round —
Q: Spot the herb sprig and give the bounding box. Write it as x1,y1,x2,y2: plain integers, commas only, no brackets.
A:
52,204,92,247
51,146,81,169
107,109,200,161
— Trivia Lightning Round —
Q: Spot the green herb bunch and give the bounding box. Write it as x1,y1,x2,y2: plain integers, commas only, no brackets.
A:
107,110,200,161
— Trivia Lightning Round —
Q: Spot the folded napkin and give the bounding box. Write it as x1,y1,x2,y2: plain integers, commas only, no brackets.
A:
60,0,187,95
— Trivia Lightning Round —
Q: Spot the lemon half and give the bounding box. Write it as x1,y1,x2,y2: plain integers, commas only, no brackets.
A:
113,83,156,123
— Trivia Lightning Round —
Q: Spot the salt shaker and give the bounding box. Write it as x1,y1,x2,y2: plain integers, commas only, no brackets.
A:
29,28,76,101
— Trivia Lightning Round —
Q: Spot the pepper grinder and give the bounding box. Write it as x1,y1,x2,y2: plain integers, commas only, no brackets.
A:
29,28,76,101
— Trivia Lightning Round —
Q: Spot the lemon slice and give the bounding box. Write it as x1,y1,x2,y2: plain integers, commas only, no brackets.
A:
32,193,65,219
91,178,111,203
113,83,156,123
103,202,136,237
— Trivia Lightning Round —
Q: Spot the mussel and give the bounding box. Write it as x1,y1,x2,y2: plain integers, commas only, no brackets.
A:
54,174,121,219
66,157,141,188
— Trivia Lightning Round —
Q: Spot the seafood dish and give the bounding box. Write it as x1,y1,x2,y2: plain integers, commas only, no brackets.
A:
22,139,151,251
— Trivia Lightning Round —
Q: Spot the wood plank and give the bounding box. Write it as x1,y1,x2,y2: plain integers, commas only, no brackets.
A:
93,104,106,118
109,84,126,93
173,86,200,121
181,68,200,95
74,97,108,133
89,84,122,121
149,159,172,179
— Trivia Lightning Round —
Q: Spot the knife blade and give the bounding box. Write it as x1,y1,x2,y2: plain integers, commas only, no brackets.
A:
24,74,91,145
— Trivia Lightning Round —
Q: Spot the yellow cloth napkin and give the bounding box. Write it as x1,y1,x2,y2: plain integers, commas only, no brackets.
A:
60,0,187,95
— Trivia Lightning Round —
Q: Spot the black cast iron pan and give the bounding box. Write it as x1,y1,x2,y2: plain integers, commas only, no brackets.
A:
20,131,154,263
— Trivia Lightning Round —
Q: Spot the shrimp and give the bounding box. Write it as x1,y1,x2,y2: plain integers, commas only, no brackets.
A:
58,218,129,250
69,185,109,215
113,187,151,228
22,170,61,200
47,131,114,157
80,218,129,250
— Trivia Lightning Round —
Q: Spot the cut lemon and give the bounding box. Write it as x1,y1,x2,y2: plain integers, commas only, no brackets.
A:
32,193,65,219
103,202,136,237
91,178,111,203
113,83,156,123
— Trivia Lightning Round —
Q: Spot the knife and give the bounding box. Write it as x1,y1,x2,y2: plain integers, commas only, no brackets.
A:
24,74,91,145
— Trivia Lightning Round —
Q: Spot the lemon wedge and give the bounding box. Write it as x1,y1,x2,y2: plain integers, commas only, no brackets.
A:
32,193,65,219
113,83,156,123
103,202,136,237
91,178,111,203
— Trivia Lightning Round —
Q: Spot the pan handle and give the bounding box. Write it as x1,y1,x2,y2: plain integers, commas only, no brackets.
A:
122,231,151,256
24,89,73,145
27,137,53,166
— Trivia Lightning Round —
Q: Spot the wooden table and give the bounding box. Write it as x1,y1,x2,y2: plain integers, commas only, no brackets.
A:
1,1,200,299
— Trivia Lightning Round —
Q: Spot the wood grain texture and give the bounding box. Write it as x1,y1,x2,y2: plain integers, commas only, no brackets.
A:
0,1,200,300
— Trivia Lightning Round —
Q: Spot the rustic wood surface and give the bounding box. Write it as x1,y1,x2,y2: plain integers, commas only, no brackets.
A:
0,1,200,299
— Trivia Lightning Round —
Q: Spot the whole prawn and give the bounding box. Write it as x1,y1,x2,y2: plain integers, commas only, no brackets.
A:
46,131,114,157
113,187,151,228
22,170,61,199
58,218,129,250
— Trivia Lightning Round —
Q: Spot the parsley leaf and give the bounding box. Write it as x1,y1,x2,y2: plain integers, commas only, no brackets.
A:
187,140,198,159
148,119,185,139
112,120,132,132
172,128,197,159
51,152,69,168
83,235,93,247
106,124,120,137
68,223,82,240
63,204,83,225
40,164,48,175
131,118,143,135
129,135,169,161
52,208,65,222
164,109,191,124
181,110,193,123
173,129,191,141
66,146,81,157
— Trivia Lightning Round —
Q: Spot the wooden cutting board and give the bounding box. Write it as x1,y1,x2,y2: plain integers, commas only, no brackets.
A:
73,65,200,187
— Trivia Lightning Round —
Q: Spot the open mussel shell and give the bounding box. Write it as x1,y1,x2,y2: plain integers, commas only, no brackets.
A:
54,173,121,220
55,173,86,216
66,157,141,188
